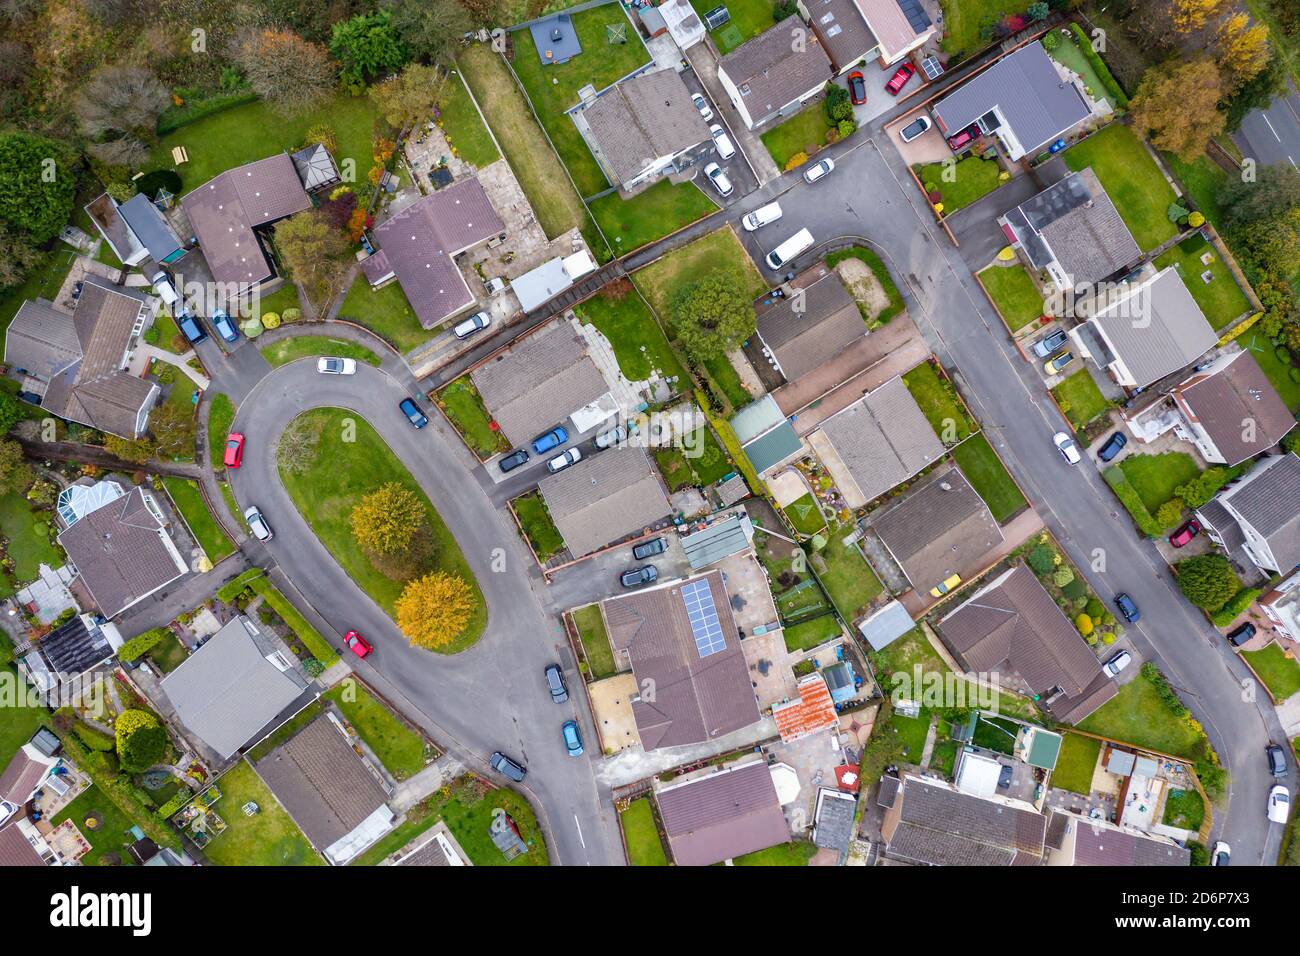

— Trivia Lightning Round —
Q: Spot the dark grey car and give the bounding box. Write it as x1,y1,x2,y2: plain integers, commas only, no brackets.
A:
489,751,526,782
544,663,568,704
632,537,667,560
620,564,658,588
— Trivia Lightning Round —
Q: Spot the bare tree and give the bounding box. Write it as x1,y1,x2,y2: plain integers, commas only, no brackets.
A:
75,66,170,169
235,28,337,117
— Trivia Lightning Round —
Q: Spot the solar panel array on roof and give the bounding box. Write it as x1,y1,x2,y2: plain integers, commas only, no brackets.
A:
895,0,932,33
682,578,726,658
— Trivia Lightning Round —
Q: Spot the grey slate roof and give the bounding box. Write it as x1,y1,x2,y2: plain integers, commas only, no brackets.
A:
817,375,946,502
657,761,789,865
161,616,307,760
1068,816,1191,866
1196,498,1245,553
756,265,866,381
603,570,759,750
871,464,1004,592
681,513,751,569
58,487,187,619
1175,351,1296,466
812,787,857,854
1215,453,1300,571
26,615,112,677
578,68,710,186
857,599,915,650
119,194,183,262
719,19,833,123
805,0,877,71
886,775,1046,866
470,321,610,445
6,299,81,379
540,446,672,558
290,143,341,192
932,42,1091,156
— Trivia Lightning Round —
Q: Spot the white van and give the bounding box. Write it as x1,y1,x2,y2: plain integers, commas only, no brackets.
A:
764,227,814,271
151,271,180,309
742,201,783,232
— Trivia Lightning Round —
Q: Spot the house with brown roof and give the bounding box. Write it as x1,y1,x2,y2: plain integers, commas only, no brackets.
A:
0,741,60,818
364,177,505,329
1167,350,1296,466
655,759,790,864
881,773,1046,865
5,276,159,439
801,0,936,73
1196,452,1300,575
870,464,1004,597
57,486,188,620
937,564,1116,724
572,67,712,191
539,445,672,559
754,263,866,383
600,570,760,750
773,673,839,742
1044,810,1189,866
717,19,834,130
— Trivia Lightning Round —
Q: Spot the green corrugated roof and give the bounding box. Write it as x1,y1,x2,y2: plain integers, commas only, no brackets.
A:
741,420,802,474
1026,728,1063,770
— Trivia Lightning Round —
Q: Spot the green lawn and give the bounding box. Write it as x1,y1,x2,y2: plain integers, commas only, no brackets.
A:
1045,29,1121,109
783,493,826,536
815,531,884,622
702,353,752,411
337,277,430,352
691,0,777,53
654,424,733,490
1239,331,1300,412
634,226,767,319
1242,642,1300,702
509,4,654,196
1162,787,1206,830
260,336,383,368
589,178,717,254
782,615,842,653
435,377,510,459
0,247,76,337
0,664,46,765
575,287,687,384
939,0,1026,56
972,714,1019,755
573,603,618,679
732,840,818,865
978,264,1045,332
162,477,235,562
324,681,427,780
1051,368,1110,429
207,393,236,467
250,283,302,323
203,761,323,866
153,361,199,462
50,785,142,866
901,360,974,443
512,491,565,561
1053,733,1102,794
147,631,189,674
620,797,668,865
1164,152,1228,229
1076,676,1205,757
951,432,1027,523
760,106,834,169
440,68,500,168
887,709,933,763
1117,452,1201,513
278,408,486,653
0,494,61,593
1063,122,1179,252
915,156,1003,215
1154,237,1250,331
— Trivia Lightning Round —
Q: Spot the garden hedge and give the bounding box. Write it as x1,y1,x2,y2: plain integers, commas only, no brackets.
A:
1068,23,1130,108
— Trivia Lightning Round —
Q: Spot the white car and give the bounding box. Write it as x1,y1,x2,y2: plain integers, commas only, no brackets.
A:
704,162,733,197
691,93,713,122
317,357,356,375
1268,784,1290,824
1102,650,1131,677
1211,841,1230,866
710,124,735,160
803,157,835,184
546,447,582,473
452,311,490,339
899,115,933,143
1053,431,1082,464
244,505,273,542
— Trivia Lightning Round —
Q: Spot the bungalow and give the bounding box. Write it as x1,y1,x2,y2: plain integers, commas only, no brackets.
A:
1196,452,1300,575
717,19,834,130
539,446,672,559
1165,350,1296,466
83,192,188,269
881,773,1046,865
753,263,867,383
656,760,790,864
1045,810,1190,866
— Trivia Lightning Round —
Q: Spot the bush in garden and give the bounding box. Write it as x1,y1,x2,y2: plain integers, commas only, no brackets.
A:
1075,613,1093,635
262,312,281,330
1053,566,1074,588
282,307,301,323
116,710,167,772
1174,554,1241,612
1027,543,1056,575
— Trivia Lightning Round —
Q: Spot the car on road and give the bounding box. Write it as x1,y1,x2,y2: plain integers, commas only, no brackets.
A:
1267,784,1289,824
546,447,581,473
398,397,428,428
704,162,733,197
847,70,866,104
317,357,356,375
885,61,916,95
499,448,529,473
997,763,1013,789
691,92,713,121
710,124,735,160
803,158,835,184
223,432,244,469
742,201,783,231
343,630,373,658
244,505,273,542
1227,621,1256,647
1168,519,1201,548
620,564,658,589
1031,328,1068,358
489,751,526,782
899,115,932,143
545,663,568,704
1043,351,1074,375
1096,431,1127,462
946,123,980,151
177,312,208,345
452,311,490,340
211,310,239,343
1053,432,1082,464
594,424,626,449
562,720,584,757
1211,841,1230,866
1267,743,1288,778
531,425,568,454
1103,650,1132,677
633,536,667,560
1114,592,1140,623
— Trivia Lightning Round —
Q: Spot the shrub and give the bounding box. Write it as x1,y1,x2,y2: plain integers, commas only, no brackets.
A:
838,119,857,139
118,627,167,663
1067,23,1129,107
282,307,301,323
115,710,167,772
1175,465,1245,509
1174,554,1241,612
134,169,183,199
1027,543,1057,575
1042,30,1061,52
1277,346,1291,364
824,85,853,123
1210,588,1261,626
1154,497,1185,529
155,789,191,820
1140,662,1188,717
785,151,809,171
261,311,281,330
1053,567,1074,588
1085,597,1105,619
1075,613,1094,635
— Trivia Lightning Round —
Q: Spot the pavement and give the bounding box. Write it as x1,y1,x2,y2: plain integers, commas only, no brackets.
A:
1232,79,1300,170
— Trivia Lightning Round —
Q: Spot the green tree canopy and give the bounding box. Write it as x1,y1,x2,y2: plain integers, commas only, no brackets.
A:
0,131,77,243
330,11,409,87
115,709,167,772
1174,553,1241,612
671,272,756,363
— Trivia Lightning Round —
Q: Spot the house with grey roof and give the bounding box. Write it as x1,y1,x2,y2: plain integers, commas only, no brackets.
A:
1196,453,1300,575
656,760,790,864
118,194,186,265
717,19,834,130
5,275,159,439
18,613,123,702
811,374,946,507
600,570,760,750
932,41,1092,161
1068,267,1218,389
57,486,188,620
812,786,857,857
755,263,866,383
161,616,310,761
1044,810,1189,867
1168,350,1296,466
364,176,504,329
881,773,1047,865
996,168,1141,290
572,68,712,191
538,445,671,558
937,564,1117,724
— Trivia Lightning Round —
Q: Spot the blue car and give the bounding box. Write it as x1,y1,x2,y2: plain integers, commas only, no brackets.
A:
177,312,207,345
399,397,428,429
211,310,239,343
561,720,584,757
531,425,568,455
1114,592,1140,623
1097,431,1128,462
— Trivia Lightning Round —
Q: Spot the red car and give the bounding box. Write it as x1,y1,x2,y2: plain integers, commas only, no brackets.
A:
885,61,916,95
847,70,866,105
946,123,980,151
1168,519,1202,548
223,432,244,469
343,630,373,658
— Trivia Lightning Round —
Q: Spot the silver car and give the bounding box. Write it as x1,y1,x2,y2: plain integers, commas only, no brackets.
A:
704,162,733,197
244,505,273,542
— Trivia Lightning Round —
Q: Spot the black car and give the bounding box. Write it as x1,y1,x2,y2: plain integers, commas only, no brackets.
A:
632,537,668,560
489,751,526,782
997,764,1013,789
1114,592,1140,623
177,312,208,345
544,663,568,704
620,564,658,589
398,397,428,429
499,448,529,473
1226,621,1256,647
1097,431,1128,462
1267,743,1288,778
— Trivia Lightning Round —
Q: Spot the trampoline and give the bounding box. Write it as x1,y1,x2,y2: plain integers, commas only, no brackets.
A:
530,13,582,65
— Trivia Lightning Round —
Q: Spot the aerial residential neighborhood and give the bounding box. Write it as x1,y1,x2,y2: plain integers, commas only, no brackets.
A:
1,0,1299,900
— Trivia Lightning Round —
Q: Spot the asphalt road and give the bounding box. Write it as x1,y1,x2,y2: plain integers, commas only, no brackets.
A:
225,361,621,865
1232,79,1300,170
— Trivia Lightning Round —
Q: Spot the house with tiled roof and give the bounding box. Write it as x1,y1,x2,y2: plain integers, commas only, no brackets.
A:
754,263,867,383
717,19,834,129
537,445,672,559
881,773,1047,865
1196,453,1300,575
773,673,839,742
1167,350,1296,466
1044,810,1189,867
655,760,790,864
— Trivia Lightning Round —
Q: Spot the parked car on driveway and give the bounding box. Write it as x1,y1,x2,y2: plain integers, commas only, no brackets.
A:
499,448,529,473
1032,328,1068,358
620,564,658,589
343,630,373,658
1097,431,1127,462
1267,743,1289,778
562,720,584,757
946,123,980,151
704,162,733,197
1114,592,1140,623
691,93,713,121
545,663,568,704
177,312,207,345
899,115,932,143
633,537,667,560
244,505,273,542
489,751,526,782
594,424,626,449
1227,621,1256,646
803,158,835,184
996,763,1013,789
847,70,866,104
1053,432,1081,464
885,61,916,95
1103,650,1132,677
398,397,428,428
1168,519,1201,548
1267,784,1290,824
317,357,356,375
452,311,490,340
211,310,238,343
531,425,568,454
546,447,581,473
710,124,735,160
223,432,244,469
1043,351,1075,375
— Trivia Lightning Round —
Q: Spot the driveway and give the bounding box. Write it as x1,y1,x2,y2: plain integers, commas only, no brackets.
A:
945,170,1059,272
